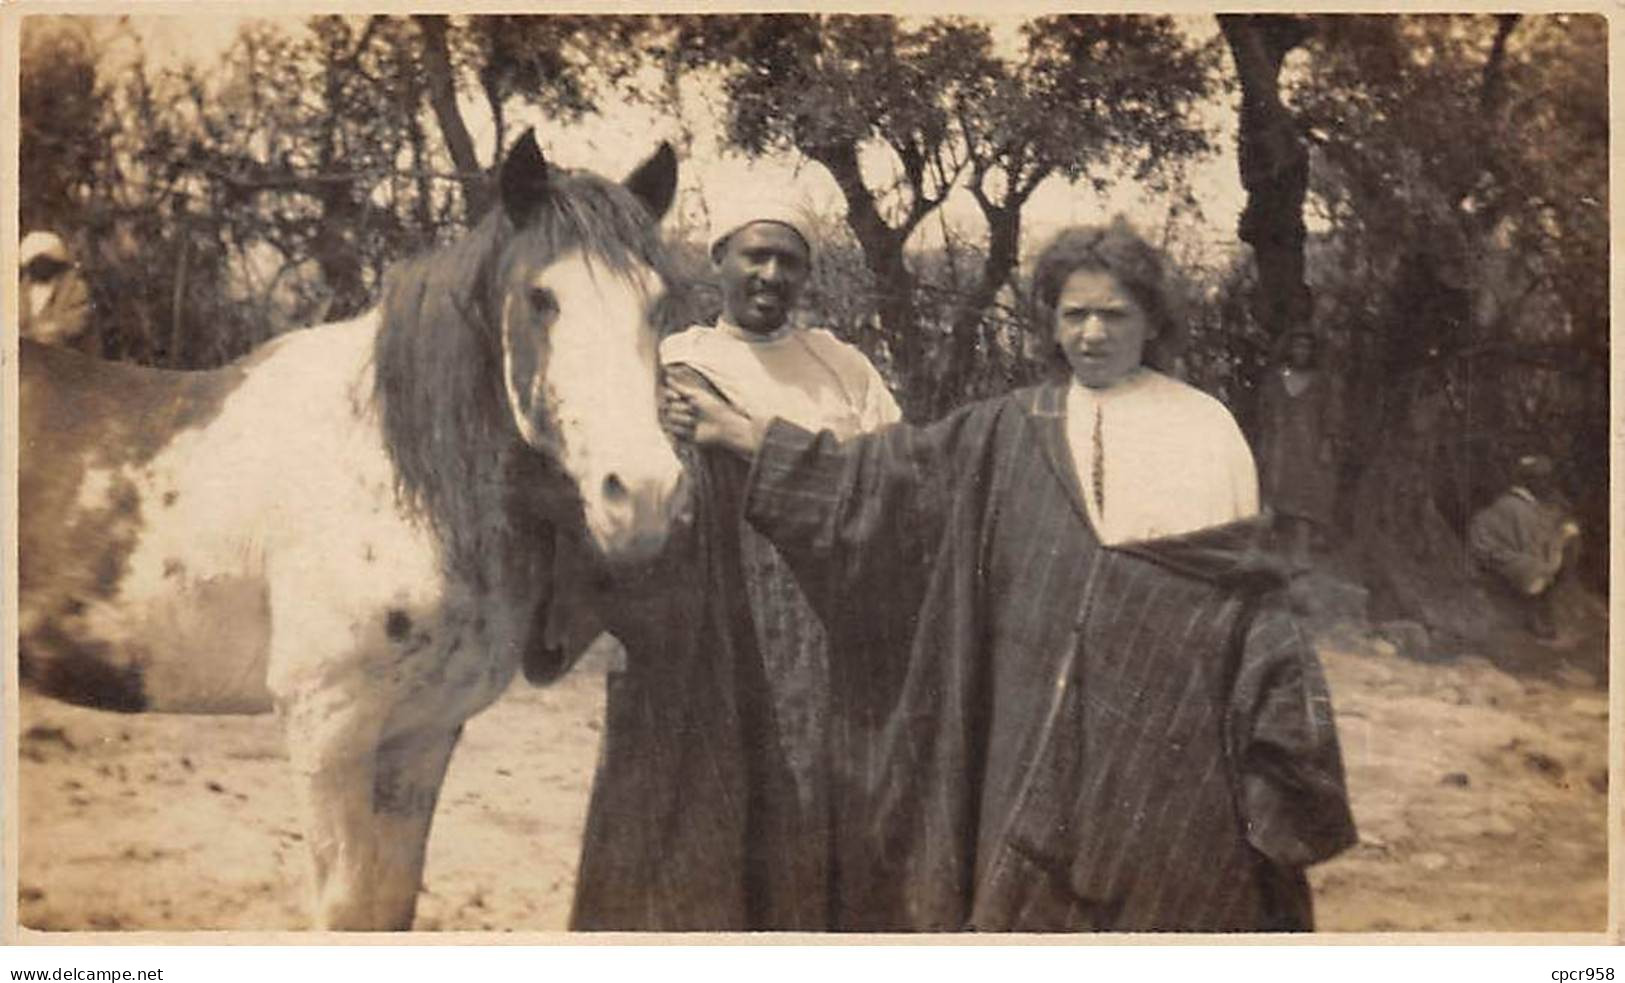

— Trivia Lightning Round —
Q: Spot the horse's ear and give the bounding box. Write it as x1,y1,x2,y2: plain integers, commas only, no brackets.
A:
623,142,677,223
500,128,551,225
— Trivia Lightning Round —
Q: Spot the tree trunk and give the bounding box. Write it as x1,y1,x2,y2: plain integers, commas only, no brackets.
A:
807,141,929,418
1219,14,1313,342
415,14,490,222
1220,15,1487,642
935,202,1022,414
1337,17,1547,641
1348,363,1486,640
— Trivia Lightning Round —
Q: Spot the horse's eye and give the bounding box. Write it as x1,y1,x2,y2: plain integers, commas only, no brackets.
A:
528,287,558,317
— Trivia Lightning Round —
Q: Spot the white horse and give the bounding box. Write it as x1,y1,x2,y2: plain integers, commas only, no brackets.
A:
17,131,683,930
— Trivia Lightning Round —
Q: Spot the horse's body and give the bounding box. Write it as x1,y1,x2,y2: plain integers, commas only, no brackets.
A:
17,133,681,930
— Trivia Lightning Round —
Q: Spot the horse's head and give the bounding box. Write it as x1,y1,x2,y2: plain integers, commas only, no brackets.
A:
489,131,685,565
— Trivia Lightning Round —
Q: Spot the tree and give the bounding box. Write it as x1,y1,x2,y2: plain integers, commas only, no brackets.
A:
157,16,443,325
1217,15,1314,346
19,13,656,365
415,14,655,220
1258,14,1609,631
20,17,268,365
19,19,106,234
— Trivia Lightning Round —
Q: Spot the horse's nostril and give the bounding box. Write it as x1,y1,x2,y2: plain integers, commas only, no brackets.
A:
602,473,629,503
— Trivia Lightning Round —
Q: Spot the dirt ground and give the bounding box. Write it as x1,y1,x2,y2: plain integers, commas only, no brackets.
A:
13,614,1612,936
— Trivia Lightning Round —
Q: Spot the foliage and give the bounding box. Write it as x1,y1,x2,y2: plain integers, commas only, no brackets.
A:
1215,14,1611,606
657,14,1220,417
19,13,1606,602
18,20,106,234
17,14,662,366
1289,15,1606,511
1295,14,1606,356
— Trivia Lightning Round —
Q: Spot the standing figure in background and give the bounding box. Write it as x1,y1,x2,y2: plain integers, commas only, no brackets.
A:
1468,454,1581,641
1257,329,1341,567
17,231,91,347
571,198,900,930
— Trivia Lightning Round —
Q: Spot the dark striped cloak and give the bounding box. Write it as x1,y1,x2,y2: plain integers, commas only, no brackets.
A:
569,449,828,931
744,383,1357,932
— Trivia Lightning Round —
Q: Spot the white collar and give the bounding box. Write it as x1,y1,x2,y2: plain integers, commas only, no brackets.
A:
1509,485,1538,504
716,315,794,344
1069,368,1156,405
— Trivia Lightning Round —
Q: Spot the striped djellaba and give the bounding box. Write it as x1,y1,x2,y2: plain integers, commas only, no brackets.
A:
745,383,1357,932
570,384,1356,933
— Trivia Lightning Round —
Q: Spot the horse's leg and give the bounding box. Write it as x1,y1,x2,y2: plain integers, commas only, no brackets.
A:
358,724,464,928
282,692,462,930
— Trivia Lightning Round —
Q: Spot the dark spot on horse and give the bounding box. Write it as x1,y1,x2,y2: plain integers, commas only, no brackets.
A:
94,551,125,596
385,609,413,641
162,491,178,507
110,483,140,518
363,543,376,563
84,481,144,597
163,558,185,579
18,627,148,713
372,736,437,816
65,598,86,616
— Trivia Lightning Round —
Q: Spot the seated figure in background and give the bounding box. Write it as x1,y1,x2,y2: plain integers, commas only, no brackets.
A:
1468,454,1581,641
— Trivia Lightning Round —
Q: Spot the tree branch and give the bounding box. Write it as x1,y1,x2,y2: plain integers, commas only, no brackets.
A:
1479,14,1521,116
414,14,489,220
193,160,475,195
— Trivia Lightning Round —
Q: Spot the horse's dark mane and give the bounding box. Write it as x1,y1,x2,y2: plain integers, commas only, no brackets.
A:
374,167,672,585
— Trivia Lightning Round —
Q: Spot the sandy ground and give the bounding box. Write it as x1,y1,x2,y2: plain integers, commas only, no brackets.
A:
13,620,1611,936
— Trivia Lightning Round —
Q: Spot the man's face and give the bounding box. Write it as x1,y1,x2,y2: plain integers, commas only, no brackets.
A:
1523,470,1557,500
716,222,810,334
1053,268,1154,389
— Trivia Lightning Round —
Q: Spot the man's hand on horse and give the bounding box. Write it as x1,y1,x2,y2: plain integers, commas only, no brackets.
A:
660,382,698,443
663,369,765,459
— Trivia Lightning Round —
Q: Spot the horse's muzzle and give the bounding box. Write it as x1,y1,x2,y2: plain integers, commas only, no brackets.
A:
580,451,690,566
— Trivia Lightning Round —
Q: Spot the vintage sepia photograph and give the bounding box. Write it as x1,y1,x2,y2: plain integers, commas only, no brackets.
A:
4,5,1613,943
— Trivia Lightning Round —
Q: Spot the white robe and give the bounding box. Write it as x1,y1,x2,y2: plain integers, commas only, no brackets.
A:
661,319,901,437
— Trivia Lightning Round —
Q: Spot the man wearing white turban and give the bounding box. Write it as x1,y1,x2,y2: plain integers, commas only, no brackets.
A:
571,199,900,930
18,231,91,347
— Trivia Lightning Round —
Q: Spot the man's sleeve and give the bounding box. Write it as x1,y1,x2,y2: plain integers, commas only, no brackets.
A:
859,357,903,429
1228,598,1359,868
810,330,901,431
744,409,967,628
